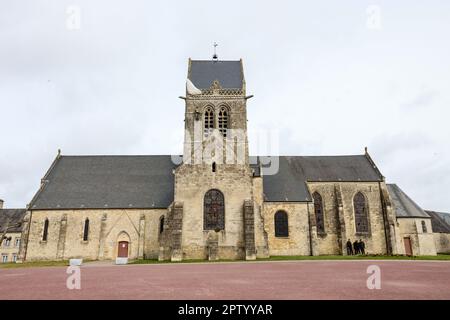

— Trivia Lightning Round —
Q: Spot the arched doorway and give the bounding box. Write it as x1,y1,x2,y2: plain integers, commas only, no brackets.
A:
116,232,131,258
118,241,129,258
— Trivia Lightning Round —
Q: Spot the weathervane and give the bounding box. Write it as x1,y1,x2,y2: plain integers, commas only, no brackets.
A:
213,42,218,61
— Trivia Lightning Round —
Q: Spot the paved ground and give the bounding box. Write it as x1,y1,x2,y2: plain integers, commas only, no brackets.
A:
1,260,450,299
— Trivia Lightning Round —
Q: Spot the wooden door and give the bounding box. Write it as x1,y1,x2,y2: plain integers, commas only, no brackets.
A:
403,237,412,256
118,241,129,258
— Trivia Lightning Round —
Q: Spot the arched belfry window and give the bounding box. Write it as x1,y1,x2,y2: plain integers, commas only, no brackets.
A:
274,211,289,237
42,218,49,241
204,106,214,137
83,218,90,241
313,192,325,234
354,192,369,233
218,106,228,137
203,189,225,231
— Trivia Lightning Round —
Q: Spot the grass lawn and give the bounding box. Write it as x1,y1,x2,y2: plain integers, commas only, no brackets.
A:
2,254,449,269
0,260,70,269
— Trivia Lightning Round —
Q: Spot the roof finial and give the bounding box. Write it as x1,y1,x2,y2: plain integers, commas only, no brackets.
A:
57,148,61,157
212,42,218,61
365,146,368,154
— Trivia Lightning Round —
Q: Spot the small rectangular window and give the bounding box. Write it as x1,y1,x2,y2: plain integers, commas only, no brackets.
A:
1,255,8,263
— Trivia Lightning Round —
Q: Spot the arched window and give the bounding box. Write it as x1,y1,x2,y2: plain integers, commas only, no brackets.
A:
313,192,325,234
421,220,427,233
159,216,165,234
42,218,49,241
218,106,228,137
274,211,289,237
204,189,225,231
83,218,90,241
204,106,214,137
354,192,369,233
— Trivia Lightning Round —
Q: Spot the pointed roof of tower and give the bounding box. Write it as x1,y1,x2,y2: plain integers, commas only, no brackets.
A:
188,59,244,89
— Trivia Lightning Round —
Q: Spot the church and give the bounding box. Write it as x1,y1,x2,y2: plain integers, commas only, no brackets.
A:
14,57,450,262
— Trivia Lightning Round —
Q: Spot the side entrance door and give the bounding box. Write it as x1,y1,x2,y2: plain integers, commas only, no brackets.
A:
403,237,412,256
118,241,129,258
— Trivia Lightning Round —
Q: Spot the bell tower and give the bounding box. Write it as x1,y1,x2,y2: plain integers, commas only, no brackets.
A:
182,58,249,167
164,57,257,262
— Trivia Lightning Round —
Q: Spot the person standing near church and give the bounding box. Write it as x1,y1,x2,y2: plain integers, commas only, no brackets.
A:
359,239,365,255
353,240,359,255
346,239,353,255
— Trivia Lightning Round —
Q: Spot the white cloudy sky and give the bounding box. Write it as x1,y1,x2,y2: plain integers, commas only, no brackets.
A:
0,1,449,211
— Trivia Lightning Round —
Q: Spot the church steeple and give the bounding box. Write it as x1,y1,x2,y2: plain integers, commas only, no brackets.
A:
182,58,249,166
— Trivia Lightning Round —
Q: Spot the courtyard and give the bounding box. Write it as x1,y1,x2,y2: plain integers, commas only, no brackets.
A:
1,259,450,299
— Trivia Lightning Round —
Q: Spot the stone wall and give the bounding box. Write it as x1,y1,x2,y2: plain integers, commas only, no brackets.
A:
24,208,166,261
397,218,436,256
174,164,254,260
263,202,311,256
252,176,269,258
434,233,450,254
307,182,390,255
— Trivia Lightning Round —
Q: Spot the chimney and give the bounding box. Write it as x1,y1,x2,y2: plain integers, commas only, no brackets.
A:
0,199,4,209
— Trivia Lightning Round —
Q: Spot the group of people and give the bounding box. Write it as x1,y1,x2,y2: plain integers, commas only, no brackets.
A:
346,239,366,255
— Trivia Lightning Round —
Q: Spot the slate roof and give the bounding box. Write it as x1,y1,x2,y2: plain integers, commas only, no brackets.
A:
387,184,430,218
426,211,450,233
0,209,26,233
188,60,243,89
30,155,178,210
30,154,384,209
262,155,383,202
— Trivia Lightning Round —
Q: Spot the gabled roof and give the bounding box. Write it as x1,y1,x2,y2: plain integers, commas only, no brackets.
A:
262,155,383,202
0,209,26,233
188,60,243,89
387,184,430,218
30,154,384,209
30,155,178,210
426,211,450,233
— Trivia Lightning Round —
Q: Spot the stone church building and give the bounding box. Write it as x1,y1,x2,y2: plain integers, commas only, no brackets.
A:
13,58,450,262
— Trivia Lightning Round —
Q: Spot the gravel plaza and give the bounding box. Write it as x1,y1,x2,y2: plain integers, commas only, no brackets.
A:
1,260,450,300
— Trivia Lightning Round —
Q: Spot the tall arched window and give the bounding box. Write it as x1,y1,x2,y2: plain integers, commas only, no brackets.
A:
274,211,289,237
354,192,369,233
83,218,90,241
313,192,325,234
204,106,214,137
204,189,225,231
159,216,165,234
42,218,49,241
421,220,427,233
218,106,228,137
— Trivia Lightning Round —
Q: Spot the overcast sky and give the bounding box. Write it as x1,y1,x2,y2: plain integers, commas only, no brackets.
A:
1,1,449,211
